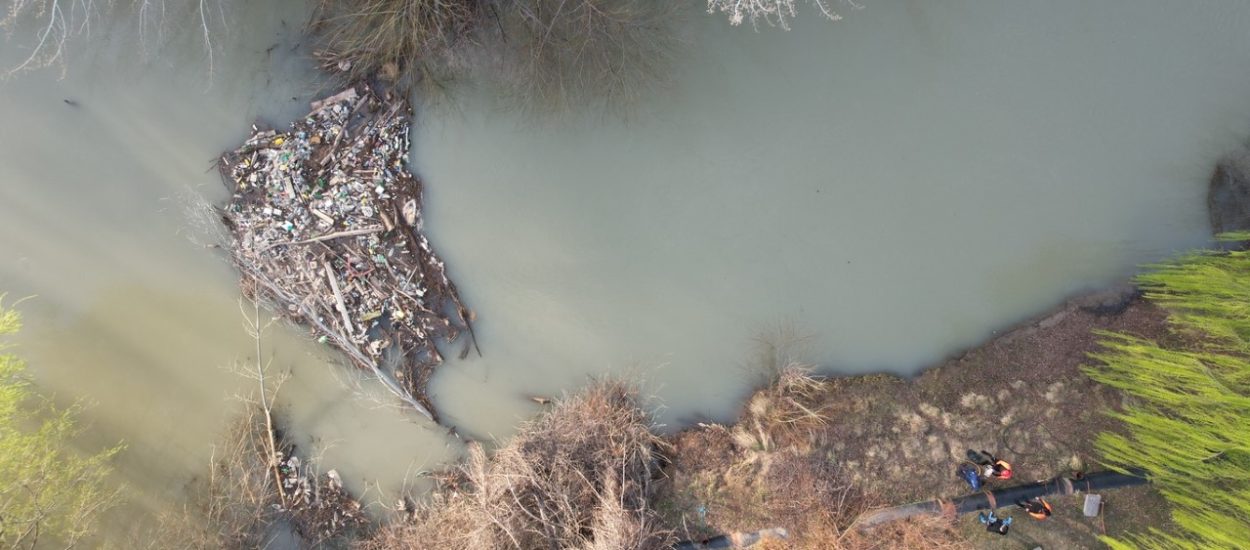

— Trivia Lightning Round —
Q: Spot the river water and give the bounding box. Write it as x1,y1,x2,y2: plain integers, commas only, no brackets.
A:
3,0,1250,539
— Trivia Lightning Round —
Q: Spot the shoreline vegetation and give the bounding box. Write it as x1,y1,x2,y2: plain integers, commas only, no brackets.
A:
146,275,1197,549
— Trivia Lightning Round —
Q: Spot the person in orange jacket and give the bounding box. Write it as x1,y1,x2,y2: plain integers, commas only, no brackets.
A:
972,449,1014,480
1017,497,1053,520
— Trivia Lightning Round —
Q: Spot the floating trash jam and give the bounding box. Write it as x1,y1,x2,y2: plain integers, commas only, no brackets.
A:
218,85,475,422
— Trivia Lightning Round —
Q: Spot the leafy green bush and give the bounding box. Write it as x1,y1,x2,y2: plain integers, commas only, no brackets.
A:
0,300,124,549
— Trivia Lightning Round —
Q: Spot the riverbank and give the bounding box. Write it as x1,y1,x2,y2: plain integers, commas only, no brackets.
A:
653,286,1178,548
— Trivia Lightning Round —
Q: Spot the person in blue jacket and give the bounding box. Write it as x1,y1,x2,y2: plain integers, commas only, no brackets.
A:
977,510,1013,535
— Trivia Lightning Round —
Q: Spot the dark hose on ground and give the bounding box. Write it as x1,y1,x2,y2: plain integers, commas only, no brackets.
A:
669,471,1146,547
857,469,1149,527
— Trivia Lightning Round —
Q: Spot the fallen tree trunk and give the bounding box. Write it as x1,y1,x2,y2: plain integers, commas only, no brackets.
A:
857,470,1149,527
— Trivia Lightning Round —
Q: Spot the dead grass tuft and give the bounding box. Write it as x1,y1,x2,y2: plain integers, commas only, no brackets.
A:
733,363,831,453
311,0,483,97
360,381,675,550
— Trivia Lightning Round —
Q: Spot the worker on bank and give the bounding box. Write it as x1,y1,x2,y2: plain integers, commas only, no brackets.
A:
977,510,1012,535
1017,497,1053,520
957,463,982,490
975,449,1014,480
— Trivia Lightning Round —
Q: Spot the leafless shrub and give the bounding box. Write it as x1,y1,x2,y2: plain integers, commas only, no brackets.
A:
358,381,676,550
138,413,278,550
1,0,232,78
489,0,682,113
706,0,859,30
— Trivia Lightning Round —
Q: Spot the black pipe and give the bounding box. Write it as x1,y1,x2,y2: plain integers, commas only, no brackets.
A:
670,471,1147,546
858,470,1149,527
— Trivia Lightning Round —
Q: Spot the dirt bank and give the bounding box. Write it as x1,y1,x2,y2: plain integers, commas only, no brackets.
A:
655,288,1178,548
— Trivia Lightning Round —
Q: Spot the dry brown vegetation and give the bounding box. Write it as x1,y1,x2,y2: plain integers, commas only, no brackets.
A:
358,381,675,550
353,370,967,550
138,405,368,549
138,411,284,550
312,0,681,110
311,0,482,94
138,307,367,550
656,362,970,550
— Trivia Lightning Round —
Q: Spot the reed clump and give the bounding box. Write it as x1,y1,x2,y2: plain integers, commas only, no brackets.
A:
311,0,681,111
358,381,675,550
311,0,483,93
732,362,832,453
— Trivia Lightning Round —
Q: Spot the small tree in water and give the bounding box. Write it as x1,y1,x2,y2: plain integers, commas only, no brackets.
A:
1084,240,1250,549
0,300,123,549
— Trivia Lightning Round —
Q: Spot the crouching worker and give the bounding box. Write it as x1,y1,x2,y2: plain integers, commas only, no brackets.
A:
977,510,1012,535
973,449,1013,480
1017,496,1053,520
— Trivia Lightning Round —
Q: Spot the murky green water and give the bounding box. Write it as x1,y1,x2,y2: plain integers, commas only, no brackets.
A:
3,0,1250,541
415,0,1250,431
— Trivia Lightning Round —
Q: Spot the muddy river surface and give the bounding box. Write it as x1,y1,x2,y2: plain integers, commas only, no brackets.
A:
4,0,1250,536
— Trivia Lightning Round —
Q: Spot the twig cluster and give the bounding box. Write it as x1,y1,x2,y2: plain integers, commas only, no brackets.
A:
1,0,231,78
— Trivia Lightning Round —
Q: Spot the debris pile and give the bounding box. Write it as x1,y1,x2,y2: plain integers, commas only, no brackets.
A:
218,85,475,422
277,454,366,540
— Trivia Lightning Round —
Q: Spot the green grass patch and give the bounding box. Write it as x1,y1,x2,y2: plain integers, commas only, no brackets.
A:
1085,243,1250,549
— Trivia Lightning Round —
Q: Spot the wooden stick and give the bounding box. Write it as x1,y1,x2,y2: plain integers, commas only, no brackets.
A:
321,95,370,166
325,261,355,335
252,300,288,510
310,208,336,225
260,226,382,252
309,87,359,112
